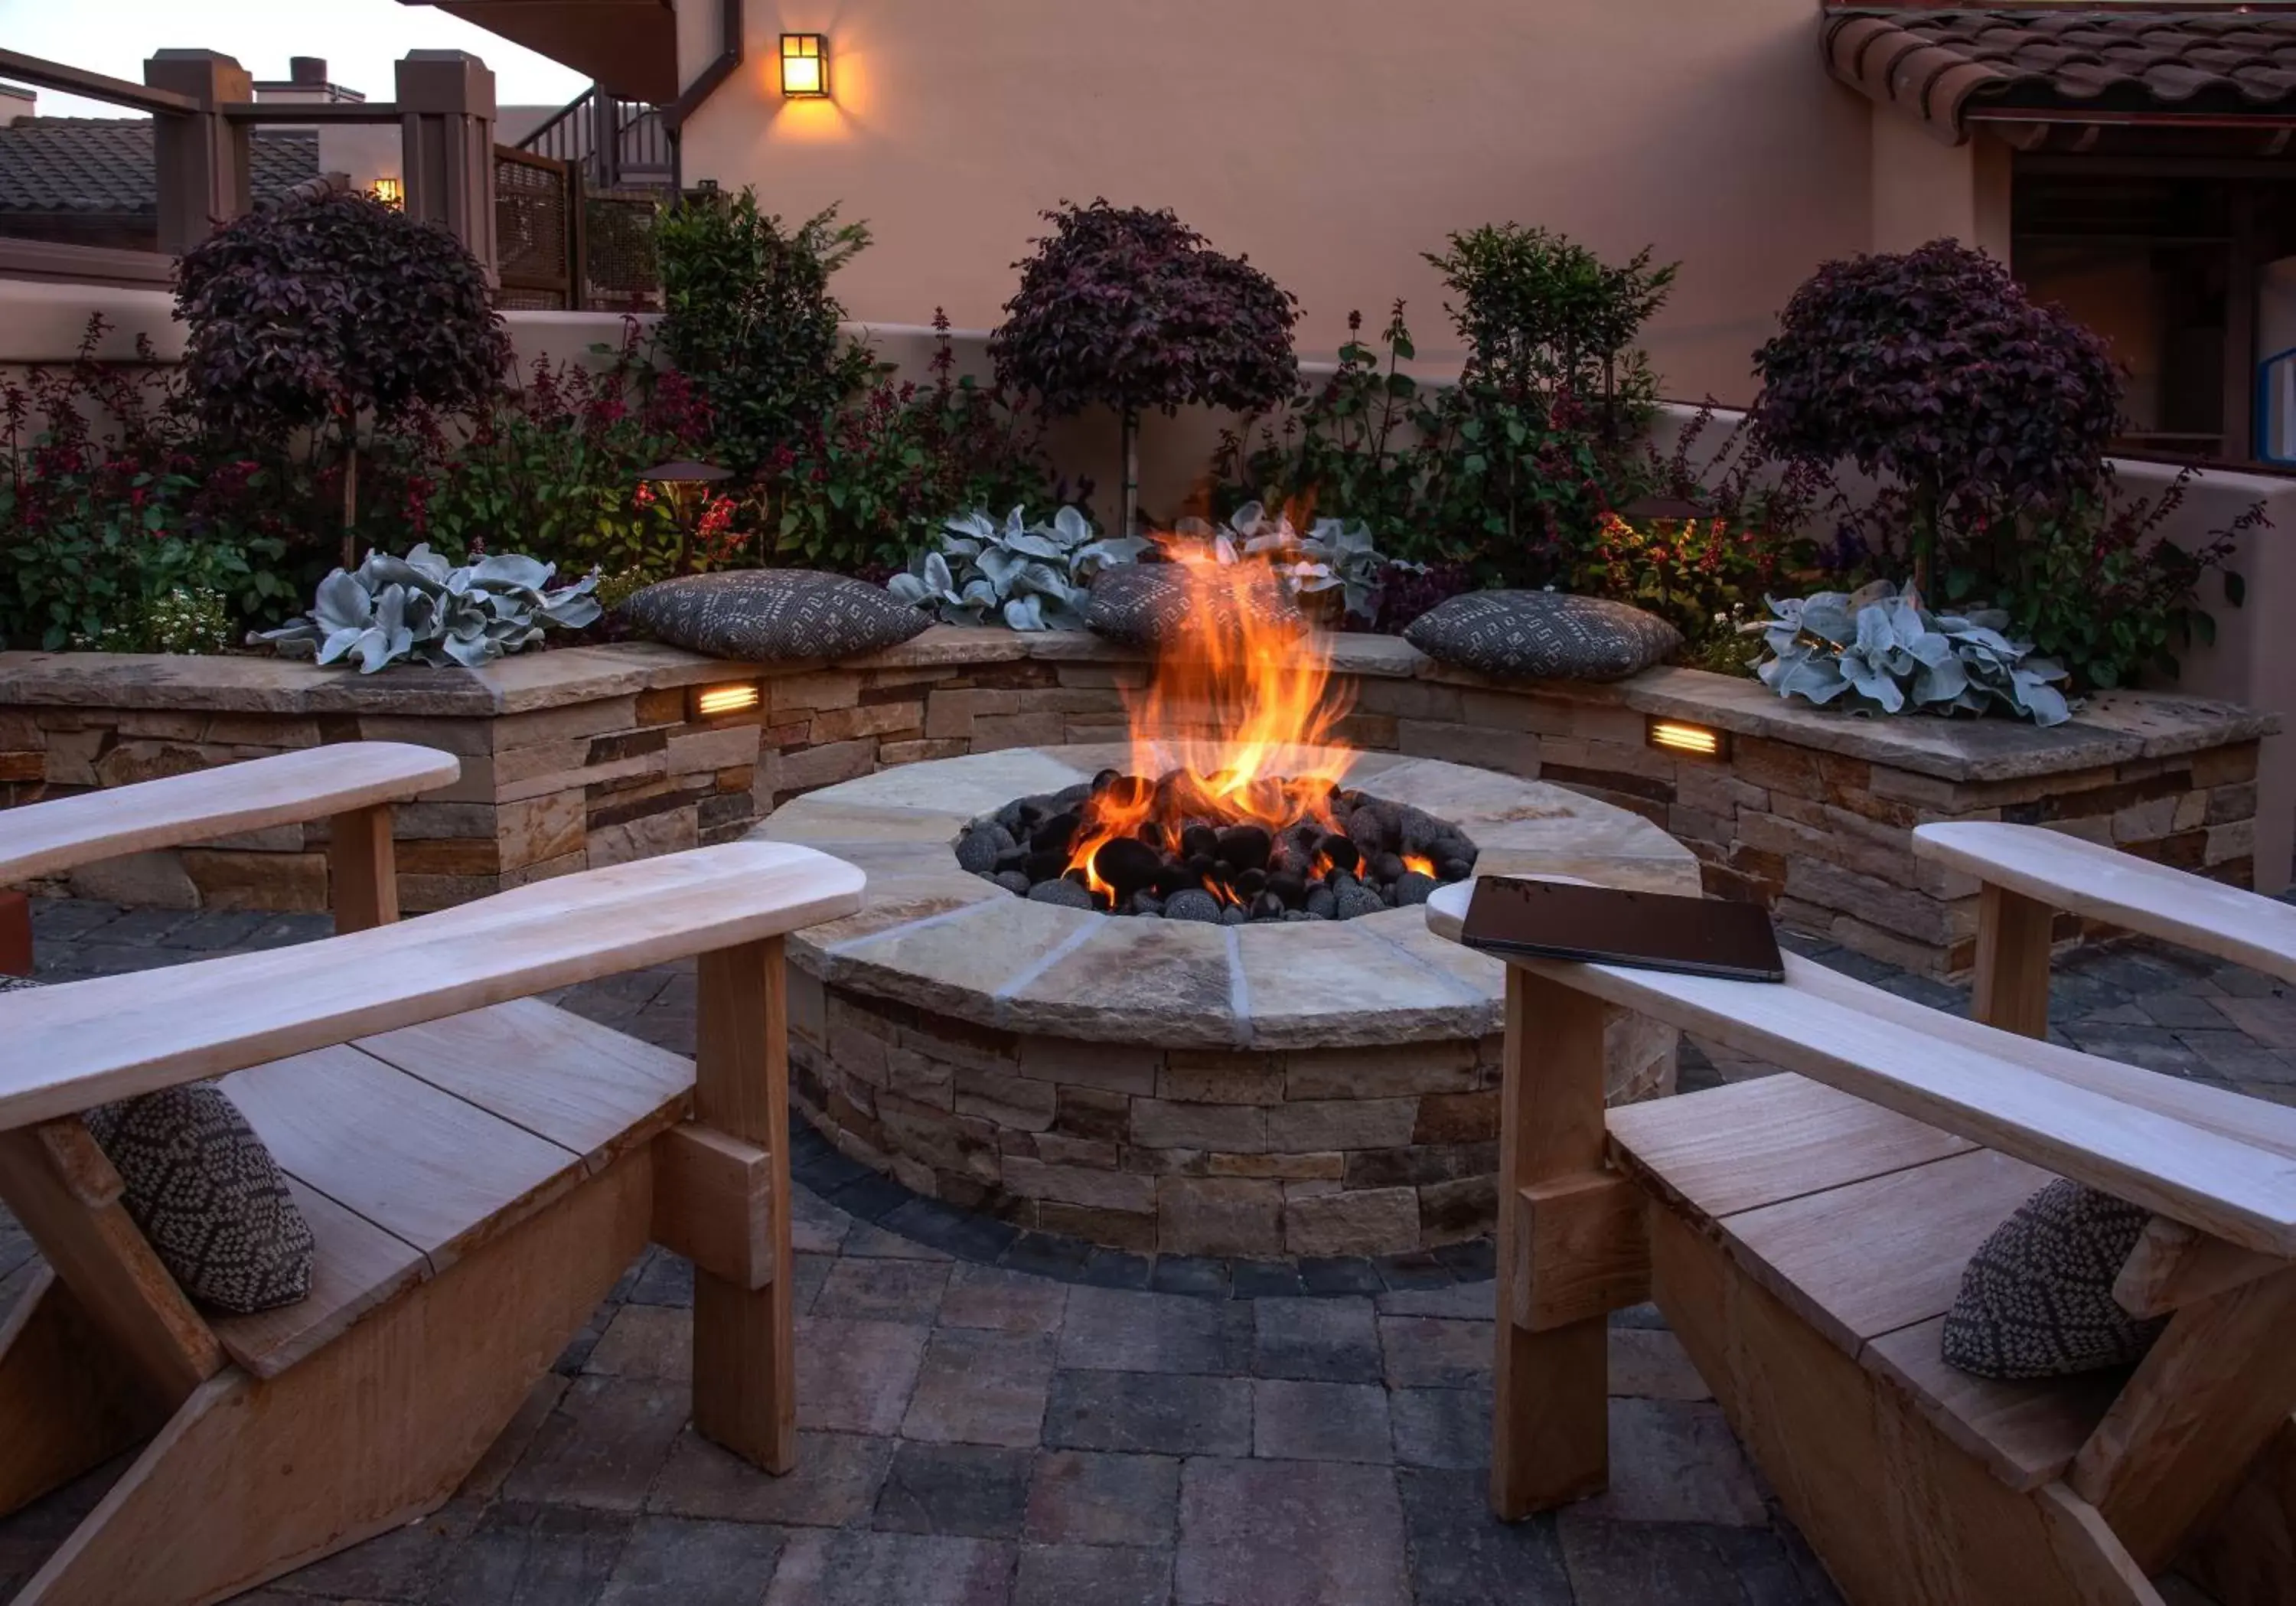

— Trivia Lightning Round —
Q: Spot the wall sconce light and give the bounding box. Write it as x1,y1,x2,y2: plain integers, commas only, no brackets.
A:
691,681,763,720
779,34,830,98
371,176,403,206
1647,718,1730,761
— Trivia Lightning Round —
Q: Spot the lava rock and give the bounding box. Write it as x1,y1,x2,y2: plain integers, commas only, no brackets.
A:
994,847,1030,873
1164,889,1223,923
1266,870,1307,908
1282,909,1313,922
1027,878,1094,909
1378,873,1433,909
1093,837,1164,897
1052,782,1094,811
994,870,1032,895
1439,857,1475,882
1344,807,1388,853
1335,883,1387,921
1091,768,1122,793
1187,853,1218,880
1032,811,1081,854
1234,867,1267,899
1024,850,1070,883
954,829,1002,873
1136,821,1170,855
1180,824,1220,861
1250,890,1285,921
1305,886,1338,919
1319,835,1362,876
1153,863,1200,898
1216,825,1271,873
1371,851,1406,886
1220,904,1249,925
1131,891,1166,917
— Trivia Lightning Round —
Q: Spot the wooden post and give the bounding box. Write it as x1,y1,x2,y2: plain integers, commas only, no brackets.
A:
1972,880,2053,1040
327,805,399,934
396,51,499,282
1491,965,1612,1519
144,51,252,256
689,936,795,1474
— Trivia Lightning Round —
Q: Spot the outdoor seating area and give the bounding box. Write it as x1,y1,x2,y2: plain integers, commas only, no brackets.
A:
8,2,2296,1602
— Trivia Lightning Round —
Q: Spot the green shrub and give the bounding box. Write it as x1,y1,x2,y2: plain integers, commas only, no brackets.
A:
654,188,873,471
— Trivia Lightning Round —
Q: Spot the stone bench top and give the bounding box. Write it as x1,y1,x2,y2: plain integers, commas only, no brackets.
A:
0,627,2273,783
748,743,1700,1049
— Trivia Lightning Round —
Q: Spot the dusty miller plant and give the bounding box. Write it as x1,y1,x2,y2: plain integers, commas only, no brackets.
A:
1753,581,2072,726
256,543,600,672
1175,501,1404,623
889,506,1146,631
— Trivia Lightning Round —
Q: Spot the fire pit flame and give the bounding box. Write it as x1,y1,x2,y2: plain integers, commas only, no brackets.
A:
955,540,1480,922
1068,544,1353,897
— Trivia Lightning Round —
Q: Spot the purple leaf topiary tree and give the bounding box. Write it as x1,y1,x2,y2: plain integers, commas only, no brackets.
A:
177,188,511,568
1750,238,2122,596
990,201,1298,536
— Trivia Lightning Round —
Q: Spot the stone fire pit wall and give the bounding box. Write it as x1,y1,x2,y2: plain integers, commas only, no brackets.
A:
756,746,1693,1258
0,628,2275,978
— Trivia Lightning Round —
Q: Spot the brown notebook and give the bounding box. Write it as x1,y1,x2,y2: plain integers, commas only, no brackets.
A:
1459,876,1786,984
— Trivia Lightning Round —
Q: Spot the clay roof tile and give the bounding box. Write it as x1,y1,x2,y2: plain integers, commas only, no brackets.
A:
1823,6,2296,141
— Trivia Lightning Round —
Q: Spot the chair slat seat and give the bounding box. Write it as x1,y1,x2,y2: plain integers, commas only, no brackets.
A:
1611,1072,2112,1493
355,999,694,1172
209,997,699,1381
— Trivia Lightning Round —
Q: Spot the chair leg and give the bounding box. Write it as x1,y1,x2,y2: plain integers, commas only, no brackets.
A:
690,938,796,1475
1491,970,1613,1519
9,1152,651,1606
0,1270,162,1518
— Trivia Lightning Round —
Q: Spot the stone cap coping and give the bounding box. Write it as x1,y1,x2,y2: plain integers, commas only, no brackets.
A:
749,743,1700,1049
0,625,2274,783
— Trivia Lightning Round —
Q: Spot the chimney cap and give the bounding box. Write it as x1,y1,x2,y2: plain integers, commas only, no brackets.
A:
289,56,327,86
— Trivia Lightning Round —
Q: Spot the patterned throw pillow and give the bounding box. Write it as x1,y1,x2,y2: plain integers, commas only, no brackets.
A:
1404,591,1681,682
2,975,315,1315
1941,1179,2166,1381
619,570,934,661
1083,563,1305,648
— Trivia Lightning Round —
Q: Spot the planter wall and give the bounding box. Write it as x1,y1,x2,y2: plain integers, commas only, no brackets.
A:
0,631,2274,978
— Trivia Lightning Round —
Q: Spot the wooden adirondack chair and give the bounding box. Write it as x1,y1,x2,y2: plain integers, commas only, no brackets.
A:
0,743,864,1606
1426,867,2296,1606
1913,819,2296,1606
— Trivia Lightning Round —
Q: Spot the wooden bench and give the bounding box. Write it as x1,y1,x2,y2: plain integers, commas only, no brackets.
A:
0,744,865,1605
1427,875,2296,1606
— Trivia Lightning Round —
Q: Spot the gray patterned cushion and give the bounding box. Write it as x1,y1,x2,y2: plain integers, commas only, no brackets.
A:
1083,563,1305,648
2,974,314,1315
1941,1179,2165,1381
618,570,933,661
1404,591,1681,682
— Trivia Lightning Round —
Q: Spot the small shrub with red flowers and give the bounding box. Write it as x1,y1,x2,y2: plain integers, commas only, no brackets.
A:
771,312,1078,572
1570,513,1780,674
390,319,725,582
0,318,326,651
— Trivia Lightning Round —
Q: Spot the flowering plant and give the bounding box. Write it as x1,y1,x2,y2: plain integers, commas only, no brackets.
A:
1571,510,1784,674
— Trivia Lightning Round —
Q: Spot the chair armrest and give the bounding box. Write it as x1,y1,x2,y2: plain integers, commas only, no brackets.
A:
1913,820,2296,987
0,743,460,885
0,840,865,1132
1427,880,2296,1257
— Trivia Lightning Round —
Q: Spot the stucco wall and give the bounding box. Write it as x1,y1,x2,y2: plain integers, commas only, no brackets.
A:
673,0,1874,406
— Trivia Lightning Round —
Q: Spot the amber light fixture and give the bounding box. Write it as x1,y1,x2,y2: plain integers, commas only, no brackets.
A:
370,177,403,206
779,34,830,98
1647,718,1729,760
691,682,763,720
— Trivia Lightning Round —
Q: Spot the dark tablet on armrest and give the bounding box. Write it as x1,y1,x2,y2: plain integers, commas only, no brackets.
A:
1459,876,1786,983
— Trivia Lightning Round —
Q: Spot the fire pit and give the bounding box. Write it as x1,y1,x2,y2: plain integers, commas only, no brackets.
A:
756,553,1701,1258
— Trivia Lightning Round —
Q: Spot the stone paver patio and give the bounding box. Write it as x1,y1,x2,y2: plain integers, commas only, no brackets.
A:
3,894,2291,1604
